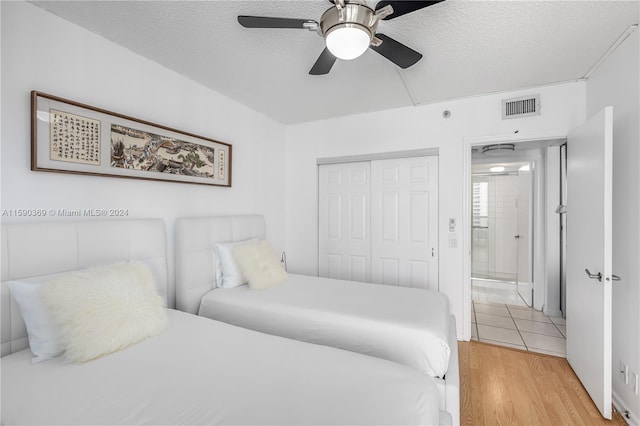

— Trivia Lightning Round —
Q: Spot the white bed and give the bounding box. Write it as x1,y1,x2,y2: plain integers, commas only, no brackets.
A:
175,215,460,425
1,219,450,425
199,273,452,377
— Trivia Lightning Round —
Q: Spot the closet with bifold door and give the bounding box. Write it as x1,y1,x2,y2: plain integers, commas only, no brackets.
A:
318,154,439,291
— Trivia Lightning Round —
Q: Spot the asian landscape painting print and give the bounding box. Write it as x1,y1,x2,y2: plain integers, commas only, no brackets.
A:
110,124,215,178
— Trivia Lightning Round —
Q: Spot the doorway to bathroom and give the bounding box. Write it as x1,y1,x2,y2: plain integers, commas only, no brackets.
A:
466,138,567,357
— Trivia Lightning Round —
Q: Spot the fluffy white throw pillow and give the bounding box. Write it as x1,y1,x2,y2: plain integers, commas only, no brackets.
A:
233,240,288,290
41,262,169,363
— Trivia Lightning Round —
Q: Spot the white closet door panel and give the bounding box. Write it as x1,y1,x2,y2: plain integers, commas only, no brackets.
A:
327,195,342,239
319,162,371,282
350,167,368,184
350,255,368,282
380,258,400,286
379,163,400,183
381,192,400,241
326,167,342,184
326,253,342,279
409,163,428,180
409,260,429,289
350,193,367,240
371,156,439,290
409,191,428,242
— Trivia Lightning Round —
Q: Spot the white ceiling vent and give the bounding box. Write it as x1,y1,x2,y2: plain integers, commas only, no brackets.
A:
502,95,540,119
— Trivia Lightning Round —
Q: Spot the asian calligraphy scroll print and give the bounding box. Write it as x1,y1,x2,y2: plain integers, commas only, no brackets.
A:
50,110,100,165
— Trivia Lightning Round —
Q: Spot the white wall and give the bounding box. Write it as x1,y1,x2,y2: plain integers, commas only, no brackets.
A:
0,1,287,307
284,82,586,338
586,29,640,423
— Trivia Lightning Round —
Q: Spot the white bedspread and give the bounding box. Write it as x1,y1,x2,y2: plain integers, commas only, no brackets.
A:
1,309,444,425
198,274,452,377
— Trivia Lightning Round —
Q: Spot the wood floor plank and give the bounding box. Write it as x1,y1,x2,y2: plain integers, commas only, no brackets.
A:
459,341,628,426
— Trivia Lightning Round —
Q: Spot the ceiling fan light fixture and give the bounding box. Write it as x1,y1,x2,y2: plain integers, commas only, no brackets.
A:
325,24,371,60
239,0,438,75
481,143,515,156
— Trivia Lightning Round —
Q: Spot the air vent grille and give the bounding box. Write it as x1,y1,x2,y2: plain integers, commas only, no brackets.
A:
502,95,540,119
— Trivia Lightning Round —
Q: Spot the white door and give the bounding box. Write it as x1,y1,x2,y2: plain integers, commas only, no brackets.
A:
566,106,613,419
370,157,439,290
318,162,371,281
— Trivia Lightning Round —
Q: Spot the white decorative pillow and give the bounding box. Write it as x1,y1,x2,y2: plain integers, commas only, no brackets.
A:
215,238,257,288
233,240,288,290
7,274,67,363
41,262,169,364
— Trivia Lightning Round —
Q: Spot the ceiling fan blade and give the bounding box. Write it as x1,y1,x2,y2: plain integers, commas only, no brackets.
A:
309,48,337,75
370,33,422,68
375,1,444,20
238,15,317,29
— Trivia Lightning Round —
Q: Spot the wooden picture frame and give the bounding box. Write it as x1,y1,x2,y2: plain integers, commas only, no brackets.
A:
31,91,232,187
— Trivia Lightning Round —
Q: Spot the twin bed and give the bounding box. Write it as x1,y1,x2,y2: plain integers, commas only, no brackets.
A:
2,217,459,425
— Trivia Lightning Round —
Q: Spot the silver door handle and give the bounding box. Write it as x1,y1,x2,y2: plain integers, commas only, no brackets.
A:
585,269,622,282
585,268,602,282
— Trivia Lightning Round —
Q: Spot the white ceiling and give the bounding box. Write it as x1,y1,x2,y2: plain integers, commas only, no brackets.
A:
31,1,639,125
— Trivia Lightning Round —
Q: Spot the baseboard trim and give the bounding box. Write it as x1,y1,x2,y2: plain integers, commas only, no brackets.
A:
542,308,562,318
613,390,638,425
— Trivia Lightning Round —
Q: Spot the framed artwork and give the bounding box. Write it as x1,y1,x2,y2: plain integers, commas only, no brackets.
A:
31,91,232,187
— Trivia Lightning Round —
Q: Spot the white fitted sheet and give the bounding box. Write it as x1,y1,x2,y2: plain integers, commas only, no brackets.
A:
198,274,452,377
1,309,444,426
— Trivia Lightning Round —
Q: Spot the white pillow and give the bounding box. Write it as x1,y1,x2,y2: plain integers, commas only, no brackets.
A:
7,274,67,363
233,240,288,290
215,238,257,288
41,262,169,364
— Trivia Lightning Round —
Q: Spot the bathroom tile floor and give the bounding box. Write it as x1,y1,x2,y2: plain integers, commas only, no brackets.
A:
471,301,567,358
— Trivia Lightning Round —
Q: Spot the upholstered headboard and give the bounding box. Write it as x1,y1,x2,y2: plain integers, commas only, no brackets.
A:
1,219,167,357
175,215,265,314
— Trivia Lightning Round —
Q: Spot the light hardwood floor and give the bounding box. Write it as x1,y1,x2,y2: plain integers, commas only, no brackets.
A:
459,341,628,425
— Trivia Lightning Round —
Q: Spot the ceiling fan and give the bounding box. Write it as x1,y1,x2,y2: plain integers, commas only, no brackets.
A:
238,0,444,75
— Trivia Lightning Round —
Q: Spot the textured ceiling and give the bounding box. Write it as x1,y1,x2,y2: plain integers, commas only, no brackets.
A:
31,1,639,124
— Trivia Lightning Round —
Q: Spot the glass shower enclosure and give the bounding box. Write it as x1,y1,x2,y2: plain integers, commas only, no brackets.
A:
471,166,532,306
